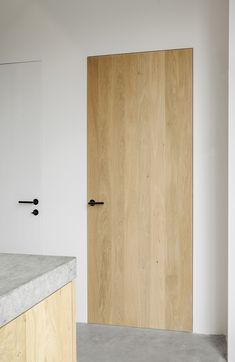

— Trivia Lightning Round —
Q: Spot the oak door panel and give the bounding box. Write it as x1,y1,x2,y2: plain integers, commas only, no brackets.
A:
88,49,193,331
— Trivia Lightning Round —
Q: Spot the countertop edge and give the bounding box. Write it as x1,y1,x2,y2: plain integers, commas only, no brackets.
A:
0,258,76,328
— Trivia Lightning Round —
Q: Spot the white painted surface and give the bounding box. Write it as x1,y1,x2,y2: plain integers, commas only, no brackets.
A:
0,62,42,254
228,0,235,359
0,0,228,333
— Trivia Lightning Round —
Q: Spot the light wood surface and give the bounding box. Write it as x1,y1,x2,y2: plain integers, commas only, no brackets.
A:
0,314,26,362
88,49,193,331
0,282,76,362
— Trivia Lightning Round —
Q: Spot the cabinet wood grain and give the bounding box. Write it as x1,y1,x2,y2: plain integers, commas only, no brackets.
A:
0,282,76,362
0,314,26,362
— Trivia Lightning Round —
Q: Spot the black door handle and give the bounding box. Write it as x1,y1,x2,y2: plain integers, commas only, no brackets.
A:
32,209,39,216
88,199,104,206
18,199,39,205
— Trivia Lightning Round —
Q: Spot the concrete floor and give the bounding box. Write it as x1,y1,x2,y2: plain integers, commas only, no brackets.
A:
77,323,227,362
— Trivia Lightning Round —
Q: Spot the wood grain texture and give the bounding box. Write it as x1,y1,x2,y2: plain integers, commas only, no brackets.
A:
88,49,193,331
0,314,26,362
26,281,76,362
0,282,76,362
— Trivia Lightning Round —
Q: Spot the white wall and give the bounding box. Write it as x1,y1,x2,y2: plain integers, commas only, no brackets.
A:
229,0,235,359
0,0,228,334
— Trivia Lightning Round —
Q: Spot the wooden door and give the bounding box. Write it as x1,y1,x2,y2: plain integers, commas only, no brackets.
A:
88,49,193,332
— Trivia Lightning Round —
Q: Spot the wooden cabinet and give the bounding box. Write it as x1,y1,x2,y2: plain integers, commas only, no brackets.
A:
0,282,76,362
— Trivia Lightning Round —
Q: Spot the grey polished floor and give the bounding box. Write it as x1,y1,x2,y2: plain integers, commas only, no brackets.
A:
77,323,227,362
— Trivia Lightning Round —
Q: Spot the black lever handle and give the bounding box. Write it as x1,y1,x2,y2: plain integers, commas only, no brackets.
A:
88,199,104,206
19,199,39,205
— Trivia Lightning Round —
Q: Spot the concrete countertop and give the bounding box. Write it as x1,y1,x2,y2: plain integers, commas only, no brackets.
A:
0,253,76,328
